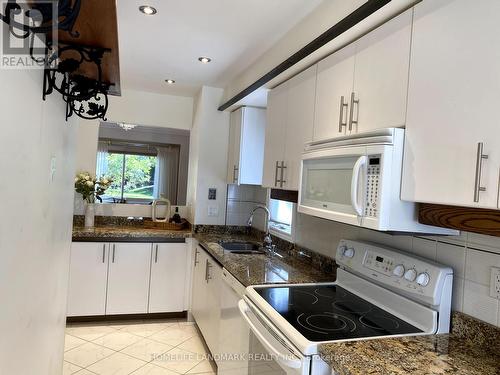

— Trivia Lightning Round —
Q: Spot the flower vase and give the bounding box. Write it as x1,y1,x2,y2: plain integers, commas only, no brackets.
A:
84,202,95,228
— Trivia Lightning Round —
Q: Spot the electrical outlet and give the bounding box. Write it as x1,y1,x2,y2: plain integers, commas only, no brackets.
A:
490,267,500,299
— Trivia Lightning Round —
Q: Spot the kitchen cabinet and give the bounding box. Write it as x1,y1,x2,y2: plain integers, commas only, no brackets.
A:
149,242,189,313
314,44,356,141
67,242,108,317
313,9,412,140
351,9,412,134
106,243,152,314
262,82,288,189
262,65,317,190
401,0,500,209
191,245,223,358
227,107,266,185
68,240,190,317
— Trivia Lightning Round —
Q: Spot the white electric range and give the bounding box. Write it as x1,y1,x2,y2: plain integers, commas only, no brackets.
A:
237,240,453,375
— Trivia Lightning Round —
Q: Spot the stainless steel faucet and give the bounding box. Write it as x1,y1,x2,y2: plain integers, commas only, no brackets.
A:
247,205,274,255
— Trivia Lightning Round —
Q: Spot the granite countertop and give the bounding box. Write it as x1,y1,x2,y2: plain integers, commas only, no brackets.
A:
194,231,335,287
72,225,192,242
318,312,500,375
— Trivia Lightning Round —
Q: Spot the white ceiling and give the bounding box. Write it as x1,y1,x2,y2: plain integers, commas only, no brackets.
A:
117,0,324,97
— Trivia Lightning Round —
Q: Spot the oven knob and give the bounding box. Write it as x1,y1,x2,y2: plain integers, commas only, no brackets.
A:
404,268,417,282
343,247,355,258
392,264,405,278
416,272,430,287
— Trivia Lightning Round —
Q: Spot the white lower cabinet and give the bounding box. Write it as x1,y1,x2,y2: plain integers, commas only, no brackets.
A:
67,240,189,317
149,242,189,313
106,243,152,315
191,245,223,360
67,242,108,317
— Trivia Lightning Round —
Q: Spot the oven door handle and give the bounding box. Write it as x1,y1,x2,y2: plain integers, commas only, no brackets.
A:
238,300,303,369
351,155,367,216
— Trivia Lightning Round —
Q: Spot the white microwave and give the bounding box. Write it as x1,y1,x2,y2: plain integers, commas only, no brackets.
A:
298,128,456,234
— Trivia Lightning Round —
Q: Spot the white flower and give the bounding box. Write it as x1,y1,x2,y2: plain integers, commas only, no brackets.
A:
86,181,94,187
102,179,108,184
85,175,90,181
74,177,79,182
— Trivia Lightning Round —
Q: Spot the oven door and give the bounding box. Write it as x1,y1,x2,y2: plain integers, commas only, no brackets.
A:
238,299,310,375
298,146,367,226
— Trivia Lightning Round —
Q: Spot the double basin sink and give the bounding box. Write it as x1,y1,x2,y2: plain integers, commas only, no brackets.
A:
219,241,266,255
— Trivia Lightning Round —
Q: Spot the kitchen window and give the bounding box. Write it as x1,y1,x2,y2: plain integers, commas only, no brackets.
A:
269,197,295,239
103,152,157,202
96,140,180,204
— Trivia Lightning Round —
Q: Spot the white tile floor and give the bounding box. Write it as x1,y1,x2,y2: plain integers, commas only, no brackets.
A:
63,319,216,375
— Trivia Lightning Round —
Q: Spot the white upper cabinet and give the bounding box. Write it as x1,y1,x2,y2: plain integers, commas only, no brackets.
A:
227,107,266,185
314,44,356,141
67,242,108,317
106,243,152,315
263,66,317,191
313,9,412,141
402,0,500,209
149,242,188,313
262,82,288,188
283,65,318,190
352,9,412,134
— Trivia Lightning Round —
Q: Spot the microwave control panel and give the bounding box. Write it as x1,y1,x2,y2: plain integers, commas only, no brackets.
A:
365,156,380,217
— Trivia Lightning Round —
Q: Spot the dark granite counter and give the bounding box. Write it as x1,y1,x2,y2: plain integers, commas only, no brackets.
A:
194,230,336,287
318,312,500,375
72,226,192,242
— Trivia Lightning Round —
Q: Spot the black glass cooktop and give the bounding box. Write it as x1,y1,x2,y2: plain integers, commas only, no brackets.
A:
255,285,422,342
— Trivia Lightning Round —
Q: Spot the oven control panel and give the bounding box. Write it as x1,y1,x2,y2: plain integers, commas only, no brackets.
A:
336,239,453,306
365,157,380,218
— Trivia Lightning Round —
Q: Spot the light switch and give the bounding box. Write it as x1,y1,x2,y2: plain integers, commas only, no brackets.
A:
208,206,219,217
50,156,57,182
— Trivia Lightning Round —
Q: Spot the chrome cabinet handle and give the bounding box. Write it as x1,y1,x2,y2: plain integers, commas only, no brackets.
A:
233,165,239,183
348,92,359,131
474,142,489,202
280,161,287,188
338,95,348,133
154,244,159,263
194,249,199,266
112,244,116,263
102,244,106,263
205,260,213,282
274,161,281,187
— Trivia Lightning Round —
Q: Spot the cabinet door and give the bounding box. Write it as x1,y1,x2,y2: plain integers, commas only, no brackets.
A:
313,44,356,141
191,246,208,327
204,257,223,359
67,242,108,317
227,109,242,184
149,242,188,313
283,65,317,190
106,243,152,314
239,107,266,185
262,82,288,188
402,0,500,208
351,9,412,134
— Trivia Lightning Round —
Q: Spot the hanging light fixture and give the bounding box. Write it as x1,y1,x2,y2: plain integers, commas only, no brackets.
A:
117,122,136,131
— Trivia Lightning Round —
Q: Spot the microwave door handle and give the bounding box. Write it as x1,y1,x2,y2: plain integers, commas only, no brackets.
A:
238,300,302,369
351,156,368,216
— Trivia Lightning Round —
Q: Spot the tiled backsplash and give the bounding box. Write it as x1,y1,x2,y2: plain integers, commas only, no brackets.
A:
295,213,500,327
225,184,267,232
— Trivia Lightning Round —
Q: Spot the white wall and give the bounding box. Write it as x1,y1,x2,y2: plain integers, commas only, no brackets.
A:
293,212,500,327
0,66,77,373
187,87,230,225
107,89,194,130
226,184,267,232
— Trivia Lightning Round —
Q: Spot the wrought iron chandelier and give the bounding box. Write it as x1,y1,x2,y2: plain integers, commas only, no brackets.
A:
1,0,113,121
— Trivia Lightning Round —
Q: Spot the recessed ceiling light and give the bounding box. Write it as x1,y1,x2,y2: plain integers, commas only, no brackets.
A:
139,5,157,15
165,79,175,84
198,56,212,64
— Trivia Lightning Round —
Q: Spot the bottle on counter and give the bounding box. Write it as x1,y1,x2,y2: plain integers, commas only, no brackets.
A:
171,207,182,223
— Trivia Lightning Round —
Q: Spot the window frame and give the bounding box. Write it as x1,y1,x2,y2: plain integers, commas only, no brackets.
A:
102,151,157,204
267,192,296,242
